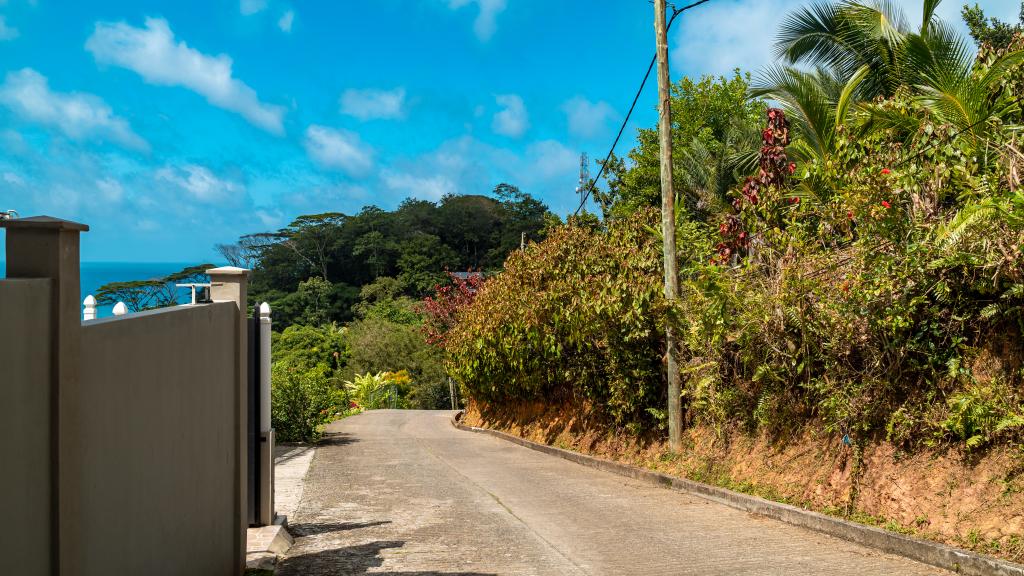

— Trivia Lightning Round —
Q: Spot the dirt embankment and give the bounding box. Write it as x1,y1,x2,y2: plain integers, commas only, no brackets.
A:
464,401,1024,563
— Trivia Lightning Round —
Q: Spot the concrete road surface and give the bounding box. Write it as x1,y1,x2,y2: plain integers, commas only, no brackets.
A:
277,410,949,575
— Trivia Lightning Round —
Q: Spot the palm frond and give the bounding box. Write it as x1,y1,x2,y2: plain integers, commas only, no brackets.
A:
933,199,999,251
920,0,944,35
753,65,838,161
835,65,870,134
776,2,851,69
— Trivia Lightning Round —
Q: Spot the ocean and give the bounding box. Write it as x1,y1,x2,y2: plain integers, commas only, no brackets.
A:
0,261,208,318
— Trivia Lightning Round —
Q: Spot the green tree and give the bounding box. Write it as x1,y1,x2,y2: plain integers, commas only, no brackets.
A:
271,323,349,371
774,0,945,99
962,2,1024,49
600,71,765,219
396,233,459,295
294,276,333,326
761,0,1024,167
96,263,213,312
343,293,449,409
242,189,553,329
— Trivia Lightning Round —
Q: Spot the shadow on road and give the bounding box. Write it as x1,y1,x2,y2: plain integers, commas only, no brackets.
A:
278,539,497,576
319,431,359,446
288,520,391,537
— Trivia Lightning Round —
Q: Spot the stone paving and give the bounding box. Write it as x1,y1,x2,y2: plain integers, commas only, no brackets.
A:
277,410,952,576
275,444,317,521
246,443,316,569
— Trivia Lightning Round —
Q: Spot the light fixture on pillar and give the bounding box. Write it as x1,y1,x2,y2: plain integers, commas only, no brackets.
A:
176,282,213,304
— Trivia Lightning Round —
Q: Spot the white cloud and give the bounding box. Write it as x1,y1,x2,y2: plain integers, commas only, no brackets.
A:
303,125,374,176
492,94,528,138
155,164,244,203
562,97,616,139
382,171,456,200
278,9,294,33
96,177,124,203
339,87,406,121
240,0,268,15
380,135,581,211
670,0,790,77
255,209,283,228
447,0,506,42
0,68,148,150
86,18,285,134
2,171,24,186
0,16,18,40
669,0,1024,78
524,140,577,180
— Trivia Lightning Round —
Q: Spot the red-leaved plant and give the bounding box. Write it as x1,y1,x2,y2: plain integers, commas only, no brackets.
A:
420,271,486,346
714,107,792,264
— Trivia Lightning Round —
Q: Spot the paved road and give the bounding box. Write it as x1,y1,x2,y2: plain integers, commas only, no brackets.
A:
278,410,948,576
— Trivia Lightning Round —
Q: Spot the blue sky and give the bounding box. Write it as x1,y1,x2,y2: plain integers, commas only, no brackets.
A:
0,0,1019,261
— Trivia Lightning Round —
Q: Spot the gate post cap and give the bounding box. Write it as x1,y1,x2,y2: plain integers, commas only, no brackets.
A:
259,302,271,318
0,215,89,231
205,266,250,277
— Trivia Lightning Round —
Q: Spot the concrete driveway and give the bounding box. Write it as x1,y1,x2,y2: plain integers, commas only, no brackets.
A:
277,410,948,575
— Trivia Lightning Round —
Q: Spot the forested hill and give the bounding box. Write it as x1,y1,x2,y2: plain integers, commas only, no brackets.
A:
217,183,558,327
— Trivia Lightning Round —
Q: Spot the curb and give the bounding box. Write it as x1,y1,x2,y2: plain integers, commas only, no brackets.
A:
451,411,1024,576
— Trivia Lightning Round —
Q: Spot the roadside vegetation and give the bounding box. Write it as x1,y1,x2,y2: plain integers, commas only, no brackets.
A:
217,188,556,441
441,0,1024,560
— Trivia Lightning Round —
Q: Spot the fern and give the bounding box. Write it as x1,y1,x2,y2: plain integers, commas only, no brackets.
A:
995,412,1024,435
933,199,998,252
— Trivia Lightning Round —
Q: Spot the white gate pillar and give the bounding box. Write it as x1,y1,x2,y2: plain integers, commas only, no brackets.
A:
258,301,274,525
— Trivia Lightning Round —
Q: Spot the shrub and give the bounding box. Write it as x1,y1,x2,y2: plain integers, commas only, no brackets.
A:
344,297,450,409
445,210,666,427
271,362,341,442
271,323,349,371
345,371,411,410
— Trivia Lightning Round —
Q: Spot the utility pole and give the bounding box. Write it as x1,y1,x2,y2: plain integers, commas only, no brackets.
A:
654,0,682,452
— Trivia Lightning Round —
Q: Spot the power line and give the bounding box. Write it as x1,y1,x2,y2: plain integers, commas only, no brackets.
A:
574,0,712,216
890,93,1024,169
577,0,1013,217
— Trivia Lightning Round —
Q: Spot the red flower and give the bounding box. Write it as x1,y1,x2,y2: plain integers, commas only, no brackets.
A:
881,168,891,175
790,197,800,204
847,210,854,220
881,200,891,209
788,162,796,174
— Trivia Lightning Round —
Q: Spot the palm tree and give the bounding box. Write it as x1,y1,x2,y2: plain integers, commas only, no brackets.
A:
676,117,763,215
774,0,943,98
763,0,1024,154
751,65,867,164
904,21,1024,135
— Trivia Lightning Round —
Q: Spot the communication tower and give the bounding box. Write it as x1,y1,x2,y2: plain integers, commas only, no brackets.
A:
574,153,590,210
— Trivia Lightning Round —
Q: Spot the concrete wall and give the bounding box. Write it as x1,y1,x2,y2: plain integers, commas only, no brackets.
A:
0,279,54,574
2,218,247,575
68,303,239,575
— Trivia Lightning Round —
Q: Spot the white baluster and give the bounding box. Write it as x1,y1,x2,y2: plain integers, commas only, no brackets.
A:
259,302,272,433
112,302,128,316
83,295,97,321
